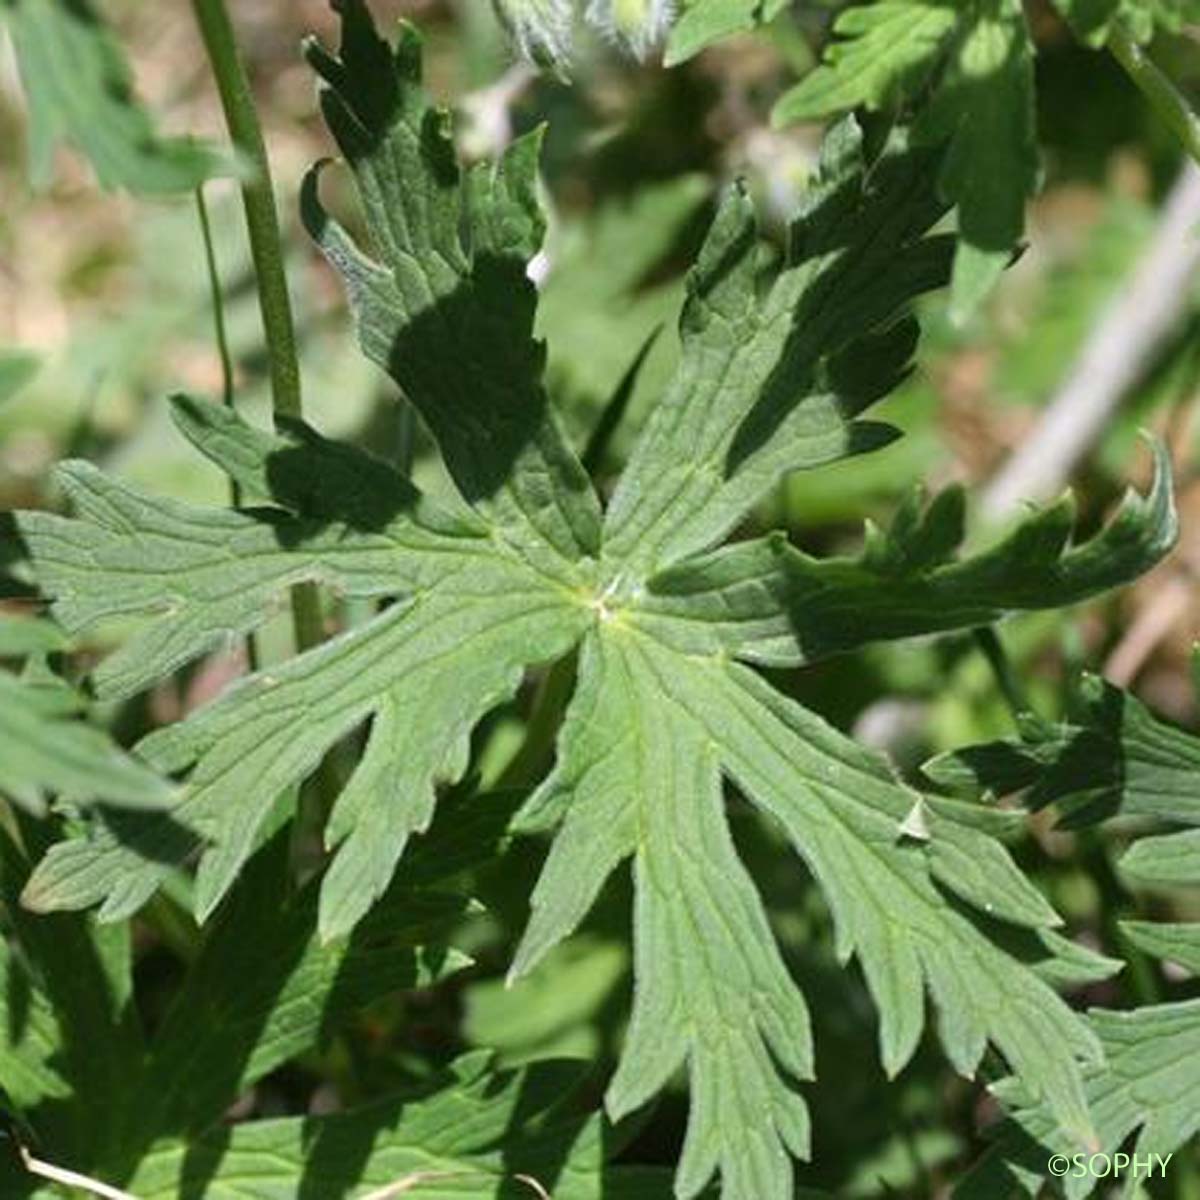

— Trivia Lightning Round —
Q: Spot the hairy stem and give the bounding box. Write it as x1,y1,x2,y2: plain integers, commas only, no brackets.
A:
190,0,301,419
1109,25,1200,168
192,0,335,841
190,0,324,661
981,163,1200,518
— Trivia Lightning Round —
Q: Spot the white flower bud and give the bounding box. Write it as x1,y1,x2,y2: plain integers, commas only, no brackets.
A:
585,0,675,60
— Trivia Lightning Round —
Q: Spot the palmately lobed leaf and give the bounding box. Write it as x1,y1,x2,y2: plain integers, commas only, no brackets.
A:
4,3,1183,1196
17,417,488,702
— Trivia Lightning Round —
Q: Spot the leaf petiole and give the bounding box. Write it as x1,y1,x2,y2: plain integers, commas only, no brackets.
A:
1108,23,1200,168
194,184,258,672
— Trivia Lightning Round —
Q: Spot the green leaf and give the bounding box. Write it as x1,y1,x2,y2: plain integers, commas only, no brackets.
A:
21,567,585,928
4,794,514,1190
513,634,817,1197
10,8,1175,1196
300,9,600,570
0,0,232,193
0,935,71,1114
0,615,65,658
122,829,474,1150
924,666,1200,826
958,1000,1200,1200
666,0,789,64
17,417,485,701
1121,921,1200,975
0,673,171,816
771,1,959,122
633,444,1176,666
601,118,954,576
125,1053,674,1199
516,636,1105,1194
1051,0,1200,45
1121,828,1200,890
918,0,1038,320
0,819,142,1166
0,618,172,815
772,0,1038,322
942,660,1200,1197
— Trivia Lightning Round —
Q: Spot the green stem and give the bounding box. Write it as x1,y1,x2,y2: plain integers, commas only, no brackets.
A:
195,185,259,672
194,187,236,417
190,0,301,420
972,626,1030,724
495,655,577,792
395,398,416,478
1084,833,1163,1007
1109,25,1200,168
192,0,335,840
143,892,201,966
190,0,324,661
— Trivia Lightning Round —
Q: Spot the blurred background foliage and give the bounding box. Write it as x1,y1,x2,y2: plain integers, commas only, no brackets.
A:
1,1,1198,1194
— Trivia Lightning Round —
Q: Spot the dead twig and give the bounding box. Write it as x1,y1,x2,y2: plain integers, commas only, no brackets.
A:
360,1169,552,1199
15,1136,554,1200
982,163,1200,520
18,1143,140,1200
1104,571,1195,686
